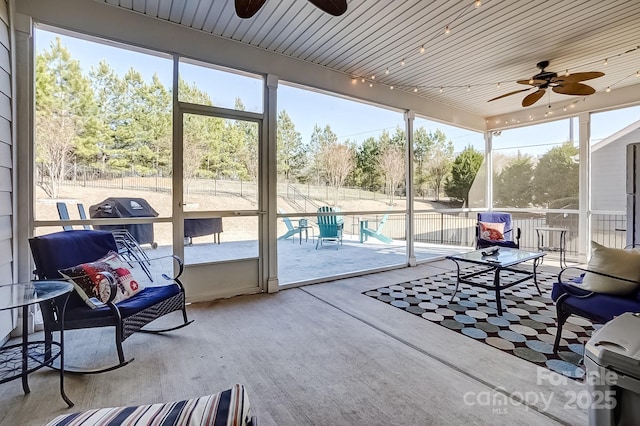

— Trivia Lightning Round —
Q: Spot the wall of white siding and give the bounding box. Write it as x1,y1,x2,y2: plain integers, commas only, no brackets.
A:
592,129,640,212
0,0,14,338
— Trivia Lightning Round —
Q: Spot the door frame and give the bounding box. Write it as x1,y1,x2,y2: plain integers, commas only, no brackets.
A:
173,76,266,300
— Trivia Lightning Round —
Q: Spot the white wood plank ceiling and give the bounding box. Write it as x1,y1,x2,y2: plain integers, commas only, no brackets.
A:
100,0,640,119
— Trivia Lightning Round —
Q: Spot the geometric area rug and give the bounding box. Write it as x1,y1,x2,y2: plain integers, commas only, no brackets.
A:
364,266,596,379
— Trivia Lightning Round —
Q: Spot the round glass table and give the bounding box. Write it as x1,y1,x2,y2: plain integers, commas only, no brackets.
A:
0,280,74,407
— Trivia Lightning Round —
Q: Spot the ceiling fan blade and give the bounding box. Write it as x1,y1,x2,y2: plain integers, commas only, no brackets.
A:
553,71,605,84
553,82,596,96
516,79,547,86
235,0,268,18
522,89,546,107
306,0,348,16
487,88,532,102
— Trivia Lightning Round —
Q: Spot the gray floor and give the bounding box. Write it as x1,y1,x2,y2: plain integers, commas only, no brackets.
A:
0,260,585,425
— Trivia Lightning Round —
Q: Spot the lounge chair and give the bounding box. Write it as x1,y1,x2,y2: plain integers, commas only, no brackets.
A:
277,209,301,242
316,206,343,249
360,214,392,244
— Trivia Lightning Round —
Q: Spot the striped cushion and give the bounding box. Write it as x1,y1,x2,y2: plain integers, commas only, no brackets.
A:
45,384,252,426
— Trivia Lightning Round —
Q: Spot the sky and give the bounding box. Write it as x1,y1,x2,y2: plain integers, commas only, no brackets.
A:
36,28,640,157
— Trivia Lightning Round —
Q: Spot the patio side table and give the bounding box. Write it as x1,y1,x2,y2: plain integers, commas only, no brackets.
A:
0,281,74,407
535,227,568,268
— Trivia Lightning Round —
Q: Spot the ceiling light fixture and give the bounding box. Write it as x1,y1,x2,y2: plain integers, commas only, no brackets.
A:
606,86,611,92
444,25,451,35
400,59,406,66
419,45,425,54
390,86,394,90
439,87,443,93
385,68,389,75
414,87,418,93
361,78,365,83
369,83,373,87
466,86,471,92
475,0,481,7
604,58,608,66
371,75,375,80
564,69,569,77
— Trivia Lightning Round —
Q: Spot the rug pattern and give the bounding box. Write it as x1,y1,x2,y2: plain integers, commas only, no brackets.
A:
364,266,595,378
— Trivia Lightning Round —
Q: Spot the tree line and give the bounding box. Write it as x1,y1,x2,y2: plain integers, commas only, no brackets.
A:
36,37,577,207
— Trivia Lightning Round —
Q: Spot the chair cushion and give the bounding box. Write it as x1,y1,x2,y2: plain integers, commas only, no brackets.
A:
44,384,252,426
30,230,118,279
580,241,640,295
478,221,505,241
65,285,180,323
552,281,640,322
59,251,145,308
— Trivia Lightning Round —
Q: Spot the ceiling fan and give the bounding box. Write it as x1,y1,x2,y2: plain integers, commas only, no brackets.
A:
235,0,347,18
488,60,605,107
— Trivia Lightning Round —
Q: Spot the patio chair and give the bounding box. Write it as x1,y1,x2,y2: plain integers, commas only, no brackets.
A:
360,214,392,244
29,229,193,374
551,242,640,353
56,202,73,231
277,209,301,242
476,212,520,249
316,206,343,249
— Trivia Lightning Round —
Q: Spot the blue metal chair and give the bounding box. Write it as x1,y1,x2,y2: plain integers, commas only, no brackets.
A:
29,230,193,373
476,212,520,249
316,206,343,249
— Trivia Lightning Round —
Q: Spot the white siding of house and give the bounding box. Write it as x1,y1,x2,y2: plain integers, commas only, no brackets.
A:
0,0,14,339
591,128,640,212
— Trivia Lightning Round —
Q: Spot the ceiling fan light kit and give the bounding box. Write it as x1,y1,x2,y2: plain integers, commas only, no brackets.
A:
488,60,605,107
235,0,347,19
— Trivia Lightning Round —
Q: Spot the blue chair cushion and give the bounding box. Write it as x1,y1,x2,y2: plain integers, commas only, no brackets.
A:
552,279,640,323
65,284,181,323
478,212,514,241
30,230,119,279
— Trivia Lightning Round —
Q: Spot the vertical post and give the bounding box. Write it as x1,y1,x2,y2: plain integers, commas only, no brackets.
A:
404,110,416,266
578,112,591,263
485,131,493,210
265,74,279,293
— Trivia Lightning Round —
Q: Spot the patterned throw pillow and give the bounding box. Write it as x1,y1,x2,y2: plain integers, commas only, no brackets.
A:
59,251,145,308
479,221,505,241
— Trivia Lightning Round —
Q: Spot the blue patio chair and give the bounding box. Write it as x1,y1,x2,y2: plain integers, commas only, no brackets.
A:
56,202,73,231
360,214,392,244
476,212,520,249
316,206,343,249
277,209,301,242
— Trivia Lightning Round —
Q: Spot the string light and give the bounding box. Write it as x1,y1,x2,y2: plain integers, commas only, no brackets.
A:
606,86,611,92
369,83,373,87
390,86,394,90
349,10,640,98
475,0,481,7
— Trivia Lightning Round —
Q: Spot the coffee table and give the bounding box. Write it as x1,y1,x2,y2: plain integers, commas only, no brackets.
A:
446,247,545,316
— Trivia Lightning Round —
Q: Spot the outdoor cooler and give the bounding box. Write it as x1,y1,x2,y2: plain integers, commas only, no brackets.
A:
89,197,158,247
584,312,640,426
